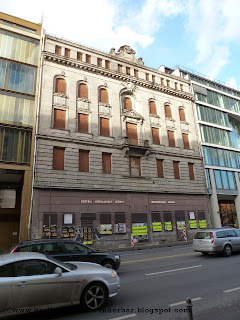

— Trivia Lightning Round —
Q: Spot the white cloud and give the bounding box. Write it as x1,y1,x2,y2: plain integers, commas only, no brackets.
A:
225,77,238,89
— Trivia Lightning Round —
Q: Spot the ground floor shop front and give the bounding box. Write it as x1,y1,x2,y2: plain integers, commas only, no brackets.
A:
31,189,210,248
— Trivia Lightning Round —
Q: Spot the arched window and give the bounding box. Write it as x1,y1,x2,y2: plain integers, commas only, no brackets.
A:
165,104,172,118
99,88,109,104
149,101,157,115
55,78,67,95
179,108,186,121
123,97,132,110
78,83,88,99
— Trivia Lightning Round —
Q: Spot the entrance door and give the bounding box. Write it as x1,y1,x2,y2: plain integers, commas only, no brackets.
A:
0,219,19,250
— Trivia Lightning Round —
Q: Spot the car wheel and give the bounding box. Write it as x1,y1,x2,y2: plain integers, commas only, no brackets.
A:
223,245,232,257
102,260,115,269
201,252,209,255
81,282,107,311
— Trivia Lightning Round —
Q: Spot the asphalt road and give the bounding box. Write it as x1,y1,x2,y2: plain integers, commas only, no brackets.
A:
9,244,240,320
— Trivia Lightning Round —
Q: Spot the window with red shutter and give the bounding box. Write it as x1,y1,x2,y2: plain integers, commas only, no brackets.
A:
166,80,170,87
78,83,88,99
86,54,91,63
99,88,109,104
180,84,183,91
126,67,130,75
146,73,149,81
79,150,89,172
134,69,138,78
179,108,186,121
100,117,110,136
126,123,138,145
55,46,61,55
118,64,123,73
105,60,110,69
152,127,160,144
152,75,155,83
156,159,164,178
53,147,65,170
102,153,111,174
188,163,195,180
65,48,70,57
77,52,82,61
165,104,172,118
175,82,178,90
55,78,67,95
149,101,157,115
182,133,190,149
54,109,66,129
123,97,132,110
168,131,175,147
97,58,102,67
129,157,141,176
78,114,88,133
161,78,164,86
173,161,180,179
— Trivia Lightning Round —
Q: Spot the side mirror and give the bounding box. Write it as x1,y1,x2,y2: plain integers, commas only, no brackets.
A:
54,267,62,276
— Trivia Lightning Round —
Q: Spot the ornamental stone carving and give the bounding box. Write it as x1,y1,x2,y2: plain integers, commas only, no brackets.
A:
110,45,144,65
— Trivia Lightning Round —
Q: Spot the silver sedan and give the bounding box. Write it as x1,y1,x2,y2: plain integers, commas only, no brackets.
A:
0,252,120,317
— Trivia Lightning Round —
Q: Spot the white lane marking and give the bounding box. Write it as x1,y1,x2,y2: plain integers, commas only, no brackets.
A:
169,297,202,307
108,314,137,320
145,265,203,276
224,287,240,293
120,253,141,256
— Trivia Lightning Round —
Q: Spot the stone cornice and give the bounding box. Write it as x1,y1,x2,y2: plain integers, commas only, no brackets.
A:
43,51,193,101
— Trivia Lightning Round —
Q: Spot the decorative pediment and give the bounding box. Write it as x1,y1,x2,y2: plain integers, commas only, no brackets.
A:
122,109,144,121
110,45,144,65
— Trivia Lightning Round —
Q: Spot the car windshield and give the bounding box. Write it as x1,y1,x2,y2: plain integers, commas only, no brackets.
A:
194,232,212,239
48,257,77,270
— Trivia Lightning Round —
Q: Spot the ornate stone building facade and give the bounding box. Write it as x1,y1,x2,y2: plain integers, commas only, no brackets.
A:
31,35,209,248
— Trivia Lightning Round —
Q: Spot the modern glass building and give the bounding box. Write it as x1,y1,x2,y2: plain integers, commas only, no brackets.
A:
0,12,42,249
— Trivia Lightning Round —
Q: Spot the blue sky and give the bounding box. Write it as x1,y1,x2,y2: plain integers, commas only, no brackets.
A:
1,0,240,90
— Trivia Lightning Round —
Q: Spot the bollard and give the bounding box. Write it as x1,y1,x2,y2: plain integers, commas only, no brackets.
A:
185,297,193,320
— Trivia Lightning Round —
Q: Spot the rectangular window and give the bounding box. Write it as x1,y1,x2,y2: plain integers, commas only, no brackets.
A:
173,161,180,179
146,73,149,81
97,58,102,67
161,78,164,86
118,64,123,73
165,105,172,118
115,213,125,223
77,52,82,61
105,60,110,69
134,69,138,78
152,75,155,83
188,163,195,180
168,131,175,147
65,48,70,57
149,101,157,115
126,67,130,75
126,122,138,145
55,46,61,55
182,133,190,149
129,156,141,176
100,117,110,136
102,153,111,174
175,82,178,90
54,109,66,130
100,214,111,224
79,150,89,172
156,159,164,178
166,80,170,87
152,127,160,144
86,54,91,63
78,113,88,133
180,84,183,91
53,147,65,170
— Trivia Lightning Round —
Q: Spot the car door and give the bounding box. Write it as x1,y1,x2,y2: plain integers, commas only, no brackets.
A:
225,230,239,251
41,242,67,261
63,242,92,263
233,229,240,251
0,263,14,313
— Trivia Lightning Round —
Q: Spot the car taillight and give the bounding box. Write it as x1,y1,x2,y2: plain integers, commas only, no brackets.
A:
211,232,214,244
11,246,18,253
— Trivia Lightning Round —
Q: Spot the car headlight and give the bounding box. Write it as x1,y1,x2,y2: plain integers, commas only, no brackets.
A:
112,271,117,278
114,255,120,260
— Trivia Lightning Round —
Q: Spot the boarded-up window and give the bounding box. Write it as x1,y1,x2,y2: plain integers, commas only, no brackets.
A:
175,211,185,221
53,147,64,170
78,113,88,133
146,73,149,81
129,157,141,176
86,54,91,63
100,117,110,136
105,60,110,69
55,46,61,55
126,122,138,145
166,80,170,87
102,153,111,174
168,131,175,147
198,211,206,220
115,213,125,223
149,101,157,115
152,127,160,144
55,78,67,94
179,108,186,121
161,78,164,85
156,159,164,178
165,104,172,118
152,75,155,83
54,109,66,129
188,163,195,180
100,214,111,224
180,84,183,91
79,150,89,172
163,211,172,222
43,214,57,226
151,212,161,222
65,48,70,57
131,213,146,223
118,64,123,73
175,82,178,90
173,161,180,179
134,69,138,77
78,83,88,99
182,133,190,149
99,88,109,103
124,97,132,110
97,58,102,67
77,52,82,61
126,67,130,75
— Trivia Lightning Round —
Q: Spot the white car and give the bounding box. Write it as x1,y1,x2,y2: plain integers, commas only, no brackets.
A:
0,252,120,317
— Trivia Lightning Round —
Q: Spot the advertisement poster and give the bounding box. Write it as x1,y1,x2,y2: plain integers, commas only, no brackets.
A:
61,226,70,237
43,225,57,238
132,223,148,240
83,227,93,244
164,221,173,231
189,220,197,228
43,225,50,238
199,220,207,228
176,221,186,241
115,223,126,234
50,225,57,237
68,225,76,237
152,222,162,232
100,224,112,234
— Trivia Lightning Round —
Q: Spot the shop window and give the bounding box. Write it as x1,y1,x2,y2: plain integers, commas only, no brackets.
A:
123,97,132,110
131,213,147,223
173,161,180,179
55,78,67,95
129,156,141,176
102,153,111,174
152,75,155,83
105,60,110,69
152,127,160,144
53,109,66,130
115,213,125,223
151,212,161,222
43,214,57,226
99,88,109,104
165,104,172,118
100,214,111,224
126,67,130,75
77,52,82,61
78,113,88,133
146,73,149,81
78,83,88,99
149,101,157,115
134,69,138,78
55,45,61,55
156,159,164,178
163,211,173,231
188,163,195,180
179,108,186,121
86,54,91,63
126,122,138,145
53,147,65,170
97,58,102,67
175,211,185,221
168,131,175,147
65,48,70,57
100,117,110,136
79,150,89,172
182,133,190,149
118,64,123,73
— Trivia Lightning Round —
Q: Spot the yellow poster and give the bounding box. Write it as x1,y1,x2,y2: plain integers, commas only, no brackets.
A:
152,222,162,232
189,220,197,228
199,220,207,228
165,221,173,231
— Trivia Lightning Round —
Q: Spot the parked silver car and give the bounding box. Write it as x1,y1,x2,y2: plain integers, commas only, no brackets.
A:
192,228,240,257
0,252,120,317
